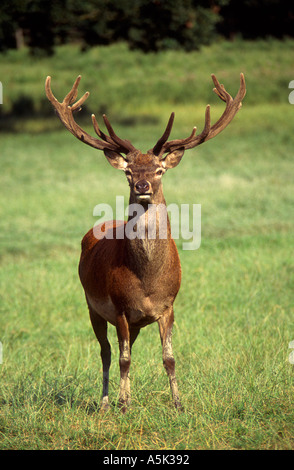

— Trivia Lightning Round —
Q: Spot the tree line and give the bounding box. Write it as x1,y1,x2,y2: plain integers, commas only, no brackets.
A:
0,0,293,55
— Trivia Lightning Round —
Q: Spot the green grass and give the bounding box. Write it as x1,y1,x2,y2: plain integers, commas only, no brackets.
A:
0,37,293,118
0,40,294,450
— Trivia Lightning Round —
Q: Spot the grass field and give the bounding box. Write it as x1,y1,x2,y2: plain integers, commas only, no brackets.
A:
0,39,294,450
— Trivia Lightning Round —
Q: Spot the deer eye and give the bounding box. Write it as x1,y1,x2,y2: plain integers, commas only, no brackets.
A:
155,168,164,176
125,170,132,178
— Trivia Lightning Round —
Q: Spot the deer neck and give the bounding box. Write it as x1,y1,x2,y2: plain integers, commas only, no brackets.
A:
125,187,171,279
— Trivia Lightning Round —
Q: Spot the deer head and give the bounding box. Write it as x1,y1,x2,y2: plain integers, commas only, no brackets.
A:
45,74,246,205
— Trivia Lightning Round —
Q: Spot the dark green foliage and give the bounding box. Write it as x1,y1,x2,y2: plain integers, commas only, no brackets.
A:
0,0,293,55
218,0,294,39
125,0,220,52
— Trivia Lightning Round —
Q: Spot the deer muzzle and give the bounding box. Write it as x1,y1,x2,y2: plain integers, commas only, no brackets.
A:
134,179,152,202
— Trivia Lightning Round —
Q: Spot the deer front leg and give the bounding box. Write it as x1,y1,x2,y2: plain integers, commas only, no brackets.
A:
158,308,182,410
116,313,131,413
88,305,111,411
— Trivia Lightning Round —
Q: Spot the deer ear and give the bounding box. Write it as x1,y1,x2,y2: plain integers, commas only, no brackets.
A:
104,149,128,170
161,148,185,169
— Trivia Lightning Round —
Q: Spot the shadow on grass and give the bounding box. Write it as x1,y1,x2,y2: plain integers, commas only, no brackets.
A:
0,99,160,134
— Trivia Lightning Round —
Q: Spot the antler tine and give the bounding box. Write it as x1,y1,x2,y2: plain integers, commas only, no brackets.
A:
211,74,231,103
159,126,197,155
70,90,90,112
45,76,137,155
158,104,210,155
103,114,137,153
152,112,175,156
64,75,83,105
206,72,246,142
92,113,136,154
91,114,118,146
154,73,246,156
45,76,59,107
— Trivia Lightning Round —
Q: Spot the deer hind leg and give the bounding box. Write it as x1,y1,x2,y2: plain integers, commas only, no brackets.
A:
88,303,111,410
158,308,182,410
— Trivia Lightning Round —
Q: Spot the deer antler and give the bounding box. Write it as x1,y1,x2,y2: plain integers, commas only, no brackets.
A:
151,73,246,157
45,75,136,155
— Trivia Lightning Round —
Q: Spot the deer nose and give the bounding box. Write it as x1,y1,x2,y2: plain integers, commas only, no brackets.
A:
135,179,150,194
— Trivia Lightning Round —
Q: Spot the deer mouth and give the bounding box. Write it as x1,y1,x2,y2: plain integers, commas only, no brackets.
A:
135,193,152,203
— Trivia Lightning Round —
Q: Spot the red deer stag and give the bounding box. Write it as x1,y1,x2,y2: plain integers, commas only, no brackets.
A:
45,73,246,412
